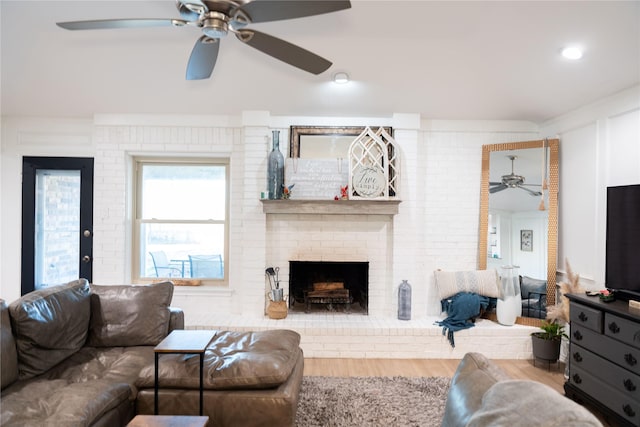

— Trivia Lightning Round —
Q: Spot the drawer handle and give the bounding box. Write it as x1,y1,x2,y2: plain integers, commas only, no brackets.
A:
578,312,588,322
608,322,620,334
624,379,637,391
572,352,583,363
625,353,638,366
623,404,636,417
572,373,582,384
573,330,583,341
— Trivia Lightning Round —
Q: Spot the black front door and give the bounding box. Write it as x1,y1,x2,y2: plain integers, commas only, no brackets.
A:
21,157,94,295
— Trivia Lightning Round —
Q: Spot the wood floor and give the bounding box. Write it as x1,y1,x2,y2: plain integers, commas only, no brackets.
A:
304,358,566,392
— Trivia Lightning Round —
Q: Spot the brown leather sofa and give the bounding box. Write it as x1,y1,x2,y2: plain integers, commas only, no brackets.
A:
441,352,603,426
1,279,304,427
1,279,183,426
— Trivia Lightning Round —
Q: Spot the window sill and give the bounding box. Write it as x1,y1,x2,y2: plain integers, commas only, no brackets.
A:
260,199,401,215
172,285,234,297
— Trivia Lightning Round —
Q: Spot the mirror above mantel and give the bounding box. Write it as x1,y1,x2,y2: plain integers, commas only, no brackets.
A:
479,139,559,315
289,126,393,158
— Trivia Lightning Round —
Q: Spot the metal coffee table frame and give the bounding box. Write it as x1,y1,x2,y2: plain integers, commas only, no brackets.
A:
154,330,216,416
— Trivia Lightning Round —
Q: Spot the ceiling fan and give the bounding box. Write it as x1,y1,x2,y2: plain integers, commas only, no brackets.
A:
490,155,542,196
56,0,351,80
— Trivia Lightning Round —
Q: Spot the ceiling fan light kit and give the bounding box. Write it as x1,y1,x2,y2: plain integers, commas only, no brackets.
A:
561,46,584,60
333,72,349,84
56,0,352,80
202,12,230,38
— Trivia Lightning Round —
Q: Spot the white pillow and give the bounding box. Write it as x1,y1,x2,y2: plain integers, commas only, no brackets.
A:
434,269,500,301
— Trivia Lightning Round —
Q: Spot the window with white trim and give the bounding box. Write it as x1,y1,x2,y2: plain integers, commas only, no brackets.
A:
134,159,229,285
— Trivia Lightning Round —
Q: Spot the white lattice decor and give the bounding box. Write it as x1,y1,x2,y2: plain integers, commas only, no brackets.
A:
348,127,399,200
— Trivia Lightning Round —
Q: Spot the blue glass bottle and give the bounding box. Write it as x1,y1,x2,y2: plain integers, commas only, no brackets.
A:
267,130,284,200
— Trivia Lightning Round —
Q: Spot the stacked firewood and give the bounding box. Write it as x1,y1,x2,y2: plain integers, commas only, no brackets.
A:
307,282,349,299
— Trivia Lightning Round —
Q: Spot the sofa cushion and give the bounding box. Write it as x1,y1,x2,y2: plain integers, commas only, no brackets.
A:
1,299,18,389
9,279,91,379
1,346,153,426
466,380,603,426
0,377,132,426
520,275,547,299
434,269,500,301
88,281,173,347
136,329,302,390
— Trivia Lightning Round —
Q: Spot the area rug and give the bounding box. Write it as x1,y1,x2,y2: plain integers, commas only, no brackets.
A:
295,376,451,427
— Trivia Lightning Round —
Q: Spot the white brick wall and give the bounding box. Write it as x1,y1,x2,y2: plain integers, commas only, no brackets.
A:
90,115,540,358
92,124,238,286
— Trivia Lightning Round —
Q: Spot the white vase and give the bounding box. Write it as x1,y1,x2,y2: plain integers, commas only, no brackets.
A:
497,294,522,326
497,265,522,326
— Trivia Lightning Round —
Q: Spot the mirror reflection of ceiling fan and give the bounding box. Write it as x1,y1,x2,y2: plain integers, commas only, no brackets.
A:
489,155,542,196
56,0,351,80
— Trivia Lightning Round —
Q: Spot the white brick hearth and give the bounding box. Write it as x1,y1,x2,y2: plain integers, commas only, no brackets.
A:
186,312,537,359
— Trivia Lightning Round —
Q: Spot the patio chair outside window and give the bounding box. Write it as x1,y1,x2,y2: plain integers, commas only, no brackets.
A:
149,251,184,278
189,254,223,279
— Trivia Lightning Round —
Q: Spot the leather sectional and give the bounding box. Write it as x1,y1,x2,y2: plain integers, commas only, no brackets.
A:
1,279,303,426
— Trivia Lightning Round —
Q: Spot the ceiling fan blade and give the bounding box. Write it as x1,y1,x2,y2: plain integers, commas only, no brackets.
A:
518,186,543,196
186,36,220,80
233,0,351,24
57,19,181,31
489,184,508,194
235,30,331,74
489,181,502,186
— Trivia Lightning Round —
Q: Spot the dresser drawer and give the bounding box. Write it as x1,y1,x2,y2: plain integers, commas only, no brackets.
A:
570,302,603,333
571,343,640,400
569,366,640,425
605,312,640,349
572,324,640,376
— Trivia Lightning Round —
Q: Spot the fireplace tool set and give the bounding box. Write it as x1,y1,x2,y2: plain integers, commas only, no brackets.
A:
265,267,283,301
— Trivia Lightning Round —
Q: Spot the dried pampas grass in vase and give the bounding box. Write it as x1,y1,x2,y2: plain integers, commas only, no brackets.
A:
547,258,584,324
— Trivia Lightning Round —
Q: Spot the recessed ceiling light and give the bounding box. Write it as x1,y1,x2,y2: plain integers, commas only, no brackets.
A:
561,46,583,60
333,72,349,84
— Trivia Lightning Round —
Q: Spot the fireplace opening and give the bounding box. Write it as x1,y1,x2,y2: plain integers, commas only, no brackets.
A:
289,261,368,314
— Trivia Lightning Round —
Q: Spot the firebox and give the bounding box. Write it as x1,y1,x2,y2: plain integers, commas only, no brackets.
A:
288,261,368,314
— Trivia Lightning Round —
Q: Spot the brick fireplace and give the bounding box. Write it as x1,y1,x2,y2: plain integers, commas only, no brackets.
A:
264,204,398,318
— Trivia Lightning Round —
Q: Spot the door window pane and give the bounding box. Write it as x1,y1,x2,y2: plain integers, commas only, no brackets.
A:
35,170,80,289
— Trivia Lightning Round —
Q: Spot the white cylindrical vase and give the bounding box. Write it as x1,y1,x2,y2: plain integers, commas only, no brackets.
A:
497,265,522,326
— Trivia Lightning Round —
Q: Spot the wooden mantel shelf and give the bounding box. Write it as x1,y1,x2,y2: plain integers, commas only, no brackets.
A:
260,199,401,215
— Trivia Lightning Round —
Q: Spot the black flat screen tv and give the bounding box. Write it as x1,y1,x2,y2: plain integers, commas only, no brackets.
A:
606,184,640,300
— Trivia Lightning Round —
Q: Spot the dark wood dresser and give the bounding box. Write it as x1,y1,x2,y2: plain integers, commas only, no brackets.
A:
565,292,640,426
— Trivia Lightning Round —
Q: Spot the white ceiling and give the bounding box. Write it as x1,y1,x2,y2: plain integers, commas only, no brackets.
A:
1,1,639,122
